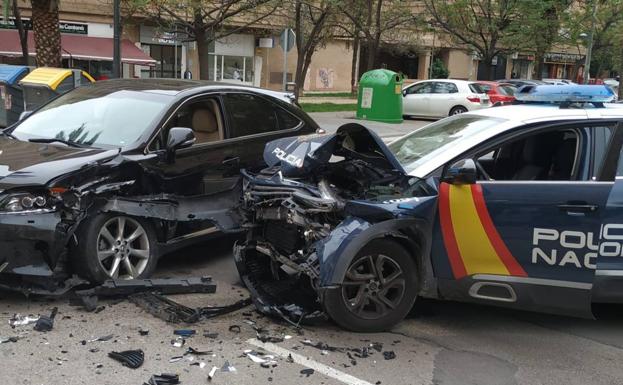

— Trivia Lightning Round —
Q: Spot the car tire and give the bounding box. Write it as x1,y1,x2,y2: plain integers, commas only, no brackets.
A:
323,239,418,332
449,106,468,116
402,115,411,120
71,213,158,283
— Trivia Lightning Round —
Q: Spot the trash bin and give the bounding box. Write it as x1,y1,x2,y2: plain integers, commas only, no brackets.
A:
0,65,31,128
356,69,404,123
20,67,95,111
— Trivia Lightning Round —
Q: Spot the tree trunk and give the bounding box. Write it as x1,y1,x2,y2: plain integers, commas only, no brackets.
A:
293,53,306,100
195,28,212,80
365,39,379,71
31,0,61,67
13,0,28,65
350,33,360,94
619,39,623,100
533,52,544,80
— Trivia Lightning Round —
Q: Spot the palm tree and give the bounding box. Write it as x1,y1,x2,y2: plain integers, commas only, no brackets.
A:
31,0,61,67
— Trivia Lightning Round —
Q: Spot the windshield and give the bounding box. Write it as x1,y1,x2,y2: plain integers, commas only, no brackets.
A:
11,88,172,148
389,115,507,174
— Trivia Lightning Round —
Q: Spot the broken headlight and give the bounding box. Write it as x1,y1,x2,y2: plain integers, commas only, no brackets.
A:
0,192,53,213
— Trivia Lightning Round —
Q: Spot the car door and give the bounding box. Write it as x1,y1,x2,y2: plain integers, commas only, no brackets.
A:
402,82,434,117
432,121,619,317
592,122,623,302
428,82,460,117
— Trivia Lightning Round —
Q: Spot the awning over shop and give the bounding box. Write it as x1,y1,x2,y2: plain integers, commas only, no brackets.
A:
0,30,156,66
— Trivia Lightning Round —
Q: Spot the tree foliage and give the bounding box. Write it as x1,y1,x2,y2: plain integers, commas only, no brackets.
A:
423,0,559,80
133,0,279,79
337,0,415,72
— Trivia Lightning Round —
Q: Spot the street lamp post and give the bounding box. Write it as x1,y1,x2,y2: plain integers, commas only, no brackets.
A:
581,0,597,84
112,0,121,78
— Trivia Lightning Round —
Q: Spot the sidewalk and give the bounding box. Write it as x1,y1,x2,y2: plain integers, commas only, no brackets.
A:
299,96,357,105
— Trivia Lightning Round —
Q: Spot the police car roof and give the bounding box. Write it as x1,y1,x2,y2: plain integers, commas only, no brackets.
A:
465,102,623,124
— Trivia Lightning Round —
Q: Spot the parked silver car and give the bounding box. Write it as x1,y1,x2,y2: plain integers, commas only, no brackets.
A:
402,79,490,119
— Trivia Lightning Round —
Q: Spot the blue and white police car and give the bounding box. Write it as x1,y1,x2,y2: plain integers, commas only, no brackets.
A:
237,85,623,332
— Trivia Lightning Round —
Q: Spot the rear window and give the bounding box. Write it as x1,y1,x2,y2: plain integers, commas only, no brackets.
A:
500,85,516,95
469,83,485,93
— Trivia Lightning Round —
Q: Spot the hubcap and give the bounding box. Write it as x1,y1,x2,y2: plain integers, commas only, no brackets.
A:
96,216,150,279
341,254,406,320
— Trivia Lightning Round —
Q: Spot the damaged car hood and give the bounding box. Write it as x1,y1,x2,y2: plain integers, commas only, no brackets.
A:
0,136,118,190
263,123,406,177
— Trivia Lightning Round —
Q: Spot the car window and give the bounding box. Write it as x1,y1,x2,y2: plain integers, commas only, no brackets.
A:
434,82,458,94
469,83,485,93
406,82,434,95
475,127,591,181
149,97,224,151
223,93,279,138
12,89,172,148
476,83,493,93
594,125,615,178
276,108,302,130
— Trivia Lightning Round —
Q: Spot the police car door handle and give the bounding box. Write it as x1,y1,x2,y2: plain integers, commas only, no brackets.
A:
557,203,598,213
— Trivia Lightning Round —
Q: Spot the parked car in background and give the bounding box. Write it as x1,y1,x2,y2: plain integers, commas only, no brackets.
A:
497,79,548,88
475,81,517,105
0,79,319,288
402,79,490,119
542,78,576,85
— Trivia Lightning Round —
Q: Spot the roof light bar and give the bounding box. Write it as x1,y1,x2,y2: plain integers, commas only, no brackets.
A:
514,84,615,103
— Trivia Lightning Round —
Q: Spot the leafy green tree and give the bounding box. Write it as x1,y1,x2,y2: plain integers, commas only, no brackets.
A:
430,58,448,79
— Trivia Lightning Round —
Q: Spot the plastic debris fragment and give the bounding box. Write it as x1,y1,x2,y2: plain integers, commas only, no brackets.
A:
108,349,145,369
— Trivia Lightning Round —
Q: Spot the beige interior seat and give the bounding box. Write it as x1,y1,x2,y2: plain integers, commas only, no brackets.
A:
191,100,222,143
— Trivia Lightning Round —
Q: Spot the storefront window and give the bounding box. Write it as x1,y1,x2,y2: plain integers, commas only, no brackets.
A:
208,54,253,83
141,44,182,78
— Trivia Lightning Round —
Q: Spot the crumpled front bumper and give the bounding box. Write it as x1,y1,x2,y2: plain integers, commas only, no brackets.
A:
0,210,65,277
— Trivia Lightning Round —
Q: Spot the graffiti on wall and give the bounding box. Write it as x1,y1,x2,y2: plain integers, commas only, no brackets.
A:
316,68,335,89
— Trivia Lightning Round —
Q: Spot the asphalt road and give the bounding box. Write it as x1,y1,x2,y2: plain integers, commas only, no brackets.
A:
2,239,623,385
308,112,430,142
2,116,623,385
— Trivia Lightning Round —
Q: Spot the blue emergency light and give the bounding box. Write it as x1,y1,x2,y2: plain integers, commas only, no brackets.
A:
514,84,615,104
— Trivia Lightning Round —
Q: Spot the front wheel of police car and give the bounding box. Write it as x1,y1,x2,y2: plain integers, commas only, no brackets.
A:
323,239,418,332
71,214,158,283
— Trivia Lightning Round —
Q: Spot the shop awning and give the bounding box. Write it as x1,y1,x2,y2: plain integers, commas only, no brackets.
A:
0,30,156,66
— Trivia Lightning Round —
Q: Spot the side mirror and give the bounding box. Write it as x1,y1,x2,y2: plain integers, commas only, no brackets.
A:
19,111,33,121
442,159,477,185
166,127,195,162
402,89,407,96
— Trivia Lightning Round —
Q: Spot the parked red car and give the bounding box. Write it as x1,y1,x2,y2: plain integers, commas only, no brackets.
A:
475,81,516,105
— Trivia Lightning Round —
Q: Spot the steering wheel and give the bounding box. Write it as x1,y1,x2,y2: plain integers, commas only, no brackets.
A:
475,160,493,181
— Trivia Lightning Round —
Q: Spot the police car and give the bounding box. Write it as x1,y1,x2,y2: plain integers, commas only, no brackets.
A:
237,85,623,332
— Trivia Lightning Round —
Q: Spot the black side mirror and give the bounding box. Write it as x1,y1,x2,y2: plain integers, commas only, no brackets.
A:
166,127,195,162
442,159,477,185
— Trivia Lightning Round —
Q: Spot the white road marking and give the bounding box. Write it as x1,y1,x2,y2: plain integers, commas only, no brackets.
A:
247,338,375,385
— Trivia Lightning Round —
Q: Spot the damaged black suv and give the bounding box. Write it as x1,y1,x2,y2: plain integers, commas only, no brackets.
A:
0,79,318,287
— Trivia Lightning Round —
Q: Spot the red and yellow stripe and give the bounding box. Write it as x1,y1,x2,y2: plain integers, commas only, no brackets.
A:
439,183,527,279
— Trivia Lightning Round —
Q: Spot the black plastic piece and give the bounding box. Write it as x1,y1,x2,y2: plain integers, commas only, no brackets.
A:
34,307,58,332
108,349,145,369
74,277,216,311
144,373,180,385
129,292,252,324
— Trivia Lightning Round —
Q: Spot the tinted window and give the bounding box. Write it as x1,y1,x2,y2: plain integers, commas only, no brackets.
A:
276,108,302,130
223,93,279,138
469,83,485,93
434,82,458,94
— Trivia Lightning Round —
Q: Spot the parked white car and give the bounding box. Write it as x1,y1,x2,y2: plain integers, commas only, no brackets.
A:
542,78,576,85
402,79,490,118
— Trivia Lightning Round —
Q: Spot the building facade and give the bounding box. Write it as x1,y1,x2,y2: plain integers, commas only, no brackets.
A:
0,0,586,92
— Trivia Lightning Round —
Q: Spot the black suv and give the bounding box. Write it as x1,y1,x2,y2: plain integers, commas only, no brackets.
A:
0,79,318,286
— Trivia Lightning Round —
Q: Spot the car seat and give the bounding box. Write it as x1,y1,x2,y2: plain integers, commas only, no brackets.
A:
191,100,222,143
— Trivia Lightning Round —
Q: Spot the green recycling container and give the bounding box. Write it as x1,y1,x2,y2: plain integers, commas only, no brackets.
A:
356,69,404,123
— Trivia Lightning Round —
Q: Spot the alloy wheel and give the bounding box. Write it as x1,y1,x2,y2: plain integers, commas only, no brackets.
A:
96,216,150,279
341,254,406,320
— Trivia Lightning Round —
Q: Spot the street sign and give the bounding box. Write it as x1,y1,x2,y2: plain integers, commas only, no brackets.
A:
279,28,295,52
